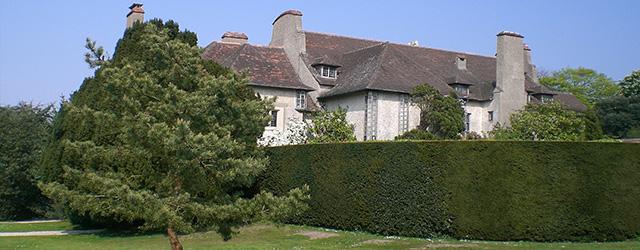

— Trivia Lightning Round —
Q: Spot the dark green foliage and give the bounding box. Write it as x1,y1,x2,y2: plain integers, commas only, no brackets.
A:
596,96,640,138
308,108,356,143
38,19,308,243
411,85,464,139
395,129,437,140
619,70,640,97
539,67,619,106
262,141,640,241
582,108,604,140
0,103,54,220
492,102,588,141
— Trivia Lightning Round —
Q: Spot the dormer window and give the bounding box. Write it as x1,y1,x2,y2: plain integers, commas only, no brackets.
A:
453,84,469,98
318,65,337,79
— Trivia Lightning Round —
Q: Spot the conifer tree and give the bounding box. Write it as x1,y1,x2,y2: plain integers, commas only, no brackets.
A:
411,84,465,139
39,20,308,250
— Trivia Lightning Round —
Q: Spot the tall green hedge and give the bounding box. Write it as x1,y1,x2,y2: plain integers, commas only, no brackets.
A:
260,141,640,241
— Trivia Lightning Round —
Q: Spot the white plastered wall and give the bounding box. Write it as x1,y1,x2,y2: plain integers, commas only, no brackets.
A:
464,100,496,136
252,86,303,137
322,92,366,140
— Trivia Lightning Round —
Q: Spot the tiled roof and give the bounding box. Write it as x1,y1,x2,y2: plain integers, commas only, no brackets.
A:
201,30,586,111
202,42,313,90
552,92,588,112
306,31,585,110
320,42,451,98
306,32,496,101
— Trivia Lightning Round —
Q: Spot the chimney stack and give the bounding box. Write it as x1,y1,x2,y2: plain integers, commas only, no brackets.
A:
270,10,305,54
268,9,320,91
126,3,145,28
221,32,248,44
456,55,467,70
494,31,527,126
523,44,538,82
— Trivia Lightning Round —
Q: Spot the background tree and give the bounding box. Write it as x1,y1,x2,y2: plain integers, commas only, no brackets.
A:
619,70,640,97
39,20,307,250
595,96,640,138
308,108,356,143
492,102,587,141
410,84,464,139
0,103,54,220
539,67,619,106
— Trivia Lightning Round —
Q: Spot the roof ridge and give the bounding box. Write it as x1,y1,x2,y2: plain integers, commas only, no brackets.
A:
341,41,387,56
366,43,391,89
304,30,496,59
211,41,286,50
389,44,449,86
224,43,248,68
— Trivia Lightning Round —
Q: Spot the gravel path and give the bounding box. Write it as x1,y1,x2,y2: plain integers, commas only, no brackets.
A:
0,229,104,237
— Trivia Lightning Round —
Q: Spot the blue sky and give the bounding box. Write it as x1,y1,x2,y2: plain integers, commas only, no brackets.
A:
1,0,638,105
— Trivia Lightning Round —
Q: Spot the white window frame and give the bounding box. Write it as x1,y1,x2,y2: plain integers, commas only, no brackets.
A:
268,110,278,127
296,90,306,109
319,65,337,79
454,84,469,98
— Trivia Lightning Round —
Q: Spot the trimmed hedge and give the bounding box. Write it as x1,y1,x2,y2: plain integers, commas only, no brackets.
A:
260,141,640,241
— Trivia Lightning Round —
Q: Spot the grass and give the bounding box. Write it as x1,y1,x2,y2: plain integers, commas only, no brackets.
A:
0,221,75,232
1,221,639,249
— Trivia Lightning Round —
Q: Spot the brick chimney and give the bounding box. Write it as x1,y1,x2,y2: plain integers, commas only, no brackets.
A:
221,32,248,44
494,31,527,126
126,3,145,28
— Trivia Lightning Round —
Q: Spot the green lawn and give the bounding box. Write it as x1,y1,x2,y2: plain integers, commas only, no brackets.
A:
1,221,639,249
0,221,75,232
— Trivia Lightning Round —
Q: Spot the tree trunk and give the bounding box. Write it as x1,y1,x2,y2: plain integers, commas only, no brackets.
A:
167,226,183,250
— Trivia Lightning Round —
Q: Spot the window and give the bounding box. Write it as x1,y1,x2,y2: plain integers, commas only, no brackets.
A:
488,111,494,122
268,110,278,127
454,84,469,98
464,113,471,132
296,90,306,109
399,95,409,133
318,65,337,79
541,94,553,103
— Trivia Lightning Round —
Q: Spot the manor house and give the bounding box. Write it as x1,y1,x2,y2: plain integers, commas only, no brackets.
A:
128,4,586,140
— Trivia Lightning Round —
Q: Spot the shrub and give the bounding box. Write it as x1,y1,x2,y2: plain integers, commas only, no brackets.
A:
395,129,437,140
308,108,356,143
261,141,640,241
461,131,483,140
493,102,587,141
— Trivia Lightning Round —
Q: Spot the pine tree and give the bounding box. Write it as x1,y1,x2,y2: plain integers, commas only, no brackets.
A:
39,19,308,250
